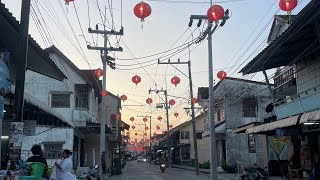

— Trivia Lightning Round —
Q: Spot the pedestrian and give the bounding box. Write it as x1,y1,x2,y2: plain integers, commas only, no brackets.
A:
50,149,77,180
27,144,48,179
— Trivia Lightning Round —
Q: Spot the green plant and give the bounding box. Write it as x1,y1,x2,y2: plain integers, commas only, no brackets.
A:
199,160,210,169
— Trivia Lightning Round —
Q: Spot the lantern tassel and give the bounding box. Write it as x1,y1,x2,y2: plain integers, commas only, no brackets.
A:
287,10,292,24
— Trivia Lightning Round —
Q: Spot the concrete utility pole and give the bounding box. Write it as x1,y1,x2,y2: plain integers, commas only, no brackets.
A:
137,115,152,163
87,25,123,178
149,89,171,168
158,59,199,175
188,3,229,179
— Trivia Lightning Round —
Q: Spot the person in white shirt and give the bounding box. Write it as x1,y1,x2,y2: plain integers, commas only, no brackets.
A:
50,149,77,180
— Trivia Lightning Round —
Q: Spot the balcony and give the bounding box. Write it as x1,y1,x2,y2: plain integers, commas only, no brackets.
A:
273,66,297,97
274,85,320,119
72,109,96,127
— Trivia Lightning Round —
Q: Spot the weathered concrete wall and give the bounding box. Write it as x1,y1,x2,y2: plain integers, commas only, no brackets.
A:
197,137,210,164
21,127,74,167
296,57,320,95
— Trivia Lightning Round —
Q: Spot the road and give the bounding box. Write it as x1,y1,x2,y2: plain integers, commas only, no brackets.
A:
110,161,240,180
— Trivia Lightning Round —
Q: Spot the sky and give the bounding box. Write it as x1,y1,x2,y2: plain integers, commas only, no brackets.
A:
2,0,310,140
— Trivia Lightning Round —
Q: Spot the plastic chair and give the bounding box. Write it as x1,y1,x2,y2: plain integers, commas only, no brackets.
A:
30,162,45,180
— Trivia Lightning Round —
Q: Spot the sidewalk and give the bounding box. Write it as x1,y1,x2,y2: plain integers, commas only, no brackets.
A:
172,165,286,180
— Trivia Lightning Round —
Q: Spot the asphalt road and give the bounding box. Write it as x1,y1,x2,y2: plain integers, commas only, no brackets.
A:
109,161,239,180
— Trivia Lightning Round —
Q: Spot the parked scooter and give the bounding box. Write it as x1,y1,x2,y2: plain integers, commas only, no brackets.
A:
160,163,166,173
241,164,268,180
83,165,100,180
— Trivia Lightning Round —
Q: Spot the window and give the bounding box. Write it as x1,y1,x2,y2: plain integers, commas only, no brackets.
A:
51,94,70,108
217,110,221,121
75,84,89,109
243,98,257,117
180,131,190,139
43,142,63,159
248,134,256,153
196,133,202,139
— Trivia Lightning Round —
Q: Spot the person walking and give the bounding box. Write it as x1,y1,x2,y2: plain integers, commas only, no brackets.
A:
50,149,77,180
27,144,48,179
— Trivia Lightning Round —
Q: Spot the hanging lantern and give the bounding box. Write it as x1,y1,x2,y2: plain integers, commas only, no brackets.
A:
101,90,108,97
156,125,160,130
169,124,173,129
143,117,148,122
153,132,157,136
146,98,153,105
131,125,136,129
144,133,147,136
169,99,176,106
207,5,225,22
135,133,138,136
191,98,198,104
171,76,181,87
115,114,121,120
217,70,227,80
94,68,103,77
157,116,162,121
65,0,74,5
174,112,179,117
130,117,135,122
145,127,149,131
134,2,152,22
121,95,127,102
279,0,297,13
132,75,141,85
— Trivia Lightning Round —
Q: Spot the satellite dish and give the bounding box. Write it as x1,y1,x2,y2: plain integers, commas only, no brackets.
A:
266,103,274,113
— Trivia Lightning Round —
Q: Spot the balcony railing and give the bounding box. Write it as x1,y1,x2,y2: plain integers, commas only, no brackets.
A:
274,66,296,89
274,85,320,119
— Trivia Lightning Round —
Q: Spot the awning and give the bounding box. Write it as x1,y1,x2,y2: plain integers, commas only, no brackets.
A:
246,115,300,134
300,109,320,124
24,92,74,127
77,122,112,134
233,122,263,133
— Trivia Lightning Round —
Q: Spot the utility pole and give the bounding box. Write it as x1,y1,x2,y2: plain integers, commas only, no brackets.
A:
87,25,123,178
188,4,229,179
8,0,31,169
149,89,171,168
137,115,152,163
158,59,199,175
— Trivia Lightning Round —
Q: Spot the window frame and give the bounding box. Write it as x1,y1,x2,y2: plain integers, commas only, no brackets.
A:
243,97,258,117
42,142,64,159
51,93,71,108
74,84,89,109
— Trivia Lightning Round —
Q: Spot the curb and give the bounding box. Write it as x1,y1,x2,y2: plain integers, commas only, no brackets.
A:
172,165,211,174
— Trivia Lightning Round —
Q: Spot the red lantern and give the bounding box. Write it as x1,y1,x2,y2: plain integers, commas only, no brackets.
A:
171,76,181,87
169,124,173,129
135,133,138,136
101,90,108,97
115,114,121,120
94,68,103,77
174,112,179,117
169,99,175,106
134,2,152,22
279,0,297,12
217,70,227,80
146,98,153,105
121,95,127,102
132,75,141,85
191,98,198,104
157,116,162,121
65,0,74,5
207,5,225,22
145,127,149,131
153,132,157,136
131,125,136,129
156,125,160,130
130,117,135,122
144,133,147,136
143,117,148,122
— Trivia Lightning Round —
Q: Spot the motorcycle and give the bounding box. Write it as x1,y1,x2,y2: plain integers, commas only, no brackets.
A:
82,165,100,180
160,163,166,173
241,164,268,180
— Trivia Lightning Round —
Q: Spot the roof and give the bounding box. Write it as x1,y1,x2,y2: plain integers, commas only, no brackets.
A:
0,2,66,81
240,0,320,75
24,92,74,127
198,77,270,100
267,15,297,43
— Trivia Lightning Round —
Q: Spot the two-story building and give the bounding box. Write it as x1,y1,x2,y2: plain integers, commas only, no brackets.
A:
198,77,273,168
241,0,320,177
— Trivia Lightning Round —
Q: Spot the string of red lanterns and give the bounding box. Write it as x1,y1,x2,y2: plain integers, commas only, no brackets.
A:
171,76,181,87
156,125,160,130
115,114,121,120
130,117,135,122
279,0,297,13
134,1,152,22
217,70,227,80
191,98,198,104
169,99,176,106
131,125,136,129
169,125,173,129
94,68,103,78
143,117,148,122
174,112,179,117
132,75,141,85
157,116,162,121
121,95,127,102
145,127,149,131
146,98,153,105
207,5,225,22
